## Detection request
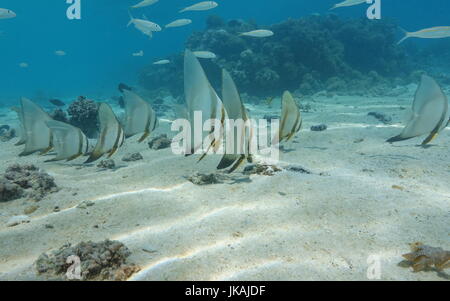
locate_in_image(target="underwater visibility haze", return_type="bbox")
[0,0,449,282]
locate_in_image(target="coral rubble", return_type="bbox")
[402,242,450,272]
[1,164,58,201]
[35,240,140,281]
[0,125,16,142]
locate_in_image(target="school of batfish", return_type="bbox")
[1,1,449,172]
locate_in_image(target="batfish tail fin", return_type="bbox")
[397,28,410,45]
[127,10,134,27]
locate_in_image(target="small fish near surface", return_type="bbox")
[132,50,144,57]
[0,8,16,19]
[398,26,450,45]
[55,50,66,56]
[153,59,171,65]
[239,30,274,38]
[128,12,162,39]
[165,19,192,29]
[330,0,367,10]
[192,51,217,59]
[180,1,218,13]
[131,0,159,9]
[49,99,66,107]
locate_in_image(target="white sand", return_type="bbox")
[0,90,449,281]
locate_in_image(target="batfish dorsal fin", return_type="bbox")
[19,98,53,156]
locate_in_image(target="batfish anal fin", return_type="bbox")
[138,131,150,143]
[217,154,239,170]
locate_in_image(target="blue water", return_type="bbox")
[0,0,448,102]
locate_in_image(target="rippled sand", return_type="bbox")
[0,90,449,281]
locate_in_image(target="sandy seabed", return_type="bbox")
[0,87,449,281]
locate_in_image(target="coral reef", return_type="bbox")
[0,125,16,142]
[139,15,413,98]
[49,108,69,123]
[0,179,23,202]
[35,240,140,281]
[1,164,58,201]
[67,96,99,138]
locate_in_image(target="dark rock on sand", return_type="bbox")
[368,111,392,124]
[97,160,116,169]
[243,164,282,176]
[148,134,172,150]
[35,240,140,281]
[122,153,143,162]
[188,173,223,185]
[310,124,327,132]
